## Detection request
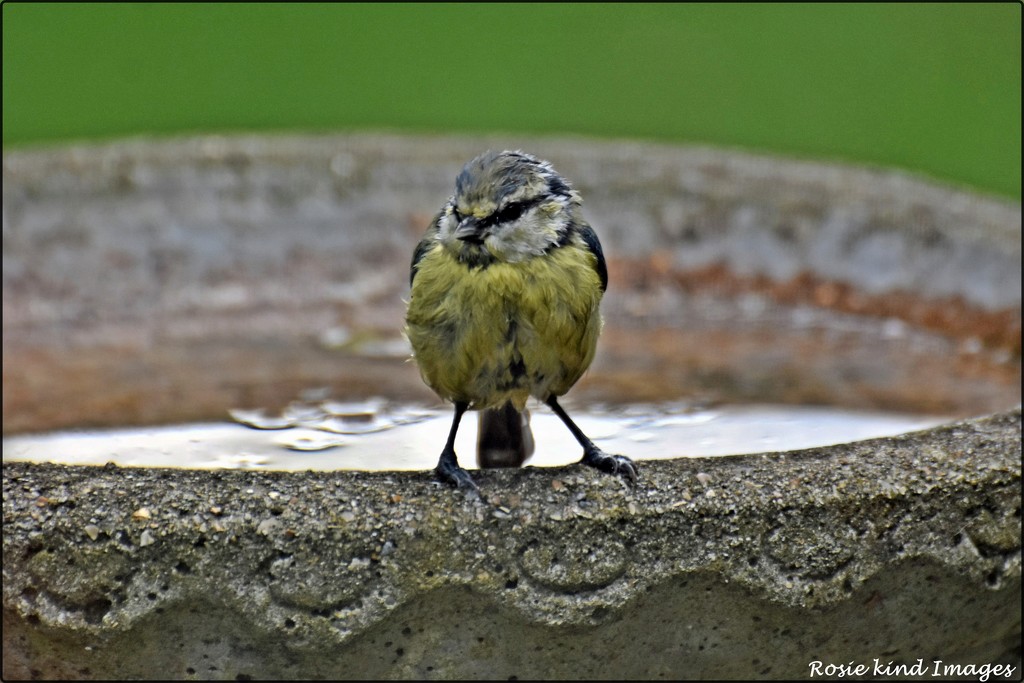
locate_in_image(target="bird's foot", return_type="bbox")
[435,458,481,494]
[581,447,639,484]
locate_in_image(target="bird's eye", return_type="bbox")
[451,206,463,221]
[484,200,532,228]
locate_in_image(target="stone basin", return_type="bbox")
[2,135,1020,679]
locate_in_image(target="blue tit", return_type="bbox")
[405,150,638,491]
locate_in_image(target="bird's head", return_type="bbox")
[438,151,581,263]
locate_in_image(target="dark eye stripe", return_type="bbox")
[492,200,529,224]
[479,196,543,229]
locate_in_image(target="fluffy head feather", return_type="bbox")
[436,150,581,264]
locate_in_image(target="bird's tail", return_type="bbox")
[476,402,535,468]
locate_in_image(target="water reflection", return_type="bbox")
[3,403,949,472]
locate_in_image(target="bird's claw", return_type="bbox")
[435,463,481,495]
[581,447,639,484]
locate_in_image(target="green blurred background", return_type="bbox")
[3,2,1020,198]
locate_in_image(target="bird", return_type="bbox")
[405,150,638,491]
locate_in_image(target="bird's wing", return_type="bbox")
[575,222,608,292]
[410,212,443,286]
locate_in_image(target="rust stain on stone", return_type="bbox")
[609,257,1021,357]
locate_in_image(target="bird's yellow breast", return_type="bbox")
[406,243,603,409]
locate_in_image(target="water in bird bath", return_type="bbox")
[2,400,949,472]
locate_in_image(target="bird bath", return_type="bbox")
[3,135,1020,679]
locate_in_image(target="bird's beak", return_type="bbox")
[454,217,485,243]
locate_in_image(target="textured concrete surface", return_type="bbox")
[3,410,1020,679]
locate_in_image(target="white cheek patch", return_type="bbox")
[437,210,459,244]
[485,208,566,262]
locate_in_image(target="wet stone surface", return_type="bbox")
[3,410,1020,679]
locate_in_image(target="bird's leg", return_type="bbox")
[434,402,479,492]
[546,396,638,483]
